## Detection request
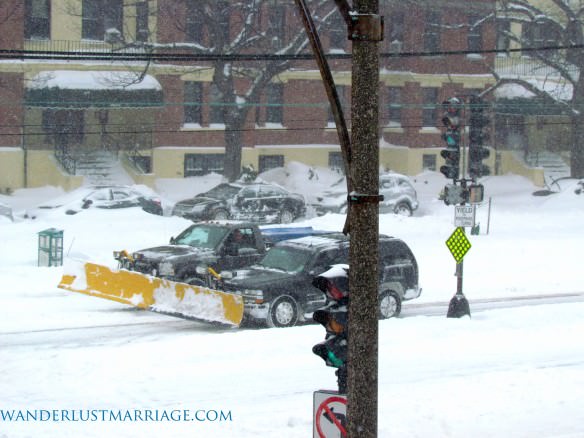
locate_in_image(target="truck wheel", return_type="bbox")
[279,209,295,224]
[267,295,299,328]
[212,208,230,220]
[379,291,401,319]
[394,202,412,216]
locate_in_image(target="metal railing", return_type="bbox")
[495,55,579,79]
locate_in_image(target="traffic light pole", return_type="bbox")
[347,0,381,436]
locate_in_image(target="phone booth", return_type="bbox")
[38,228,64,267]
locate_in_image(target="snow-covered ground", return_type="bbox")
[1,166,584,438]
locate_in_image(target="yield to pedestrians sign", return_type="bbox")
[313,390,347,437]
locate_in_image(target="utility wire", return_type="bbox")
[0,42,581,62]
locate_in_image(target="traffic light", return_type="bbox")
[312,265,349,394]
[440,97,462,180]
[468,95,491,178]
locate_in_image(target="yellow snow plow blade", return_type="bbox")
[58,261,244,326]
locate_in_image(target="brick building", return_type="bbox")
[0,0,511,192]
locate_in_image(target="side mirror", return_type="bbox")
[82,199,93,209]
[225,243,239,256]
[170,237,176,244]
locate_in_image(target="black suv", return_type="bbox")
[171,182,306,224]
[221,233,421,327]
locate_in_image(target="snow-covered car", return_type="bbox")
[172,182,306,224]
[24,185,163,218]
[0,201,13,221]
[312,172,419,216]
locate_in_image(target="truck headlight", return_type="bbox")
[243,289,265,304]
[158,262,175,276]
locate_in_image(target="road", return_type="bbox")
[3,292,584,349]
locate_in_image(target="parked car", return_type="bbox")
[172,182,306,224]
[221,233,422,327]
[312,172,419,216]
[25,185,163,218]
[0,201,13,221]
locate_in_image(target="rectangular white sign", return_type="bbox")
[454,205,474,228]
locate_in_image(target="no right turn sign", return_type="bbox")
[313,390,347,437]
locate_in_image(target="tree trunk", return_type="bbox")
[571,111,584,179]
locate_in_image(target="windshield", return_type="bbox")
[259,246,313,273]
[199,184,241,200]
[174,225,230,249]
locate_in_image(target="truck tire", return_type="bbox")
[267,295,299,328]
[212,208,230,220]
[279,208,295,224]
[379,291,401,319]
[394,202,412,216]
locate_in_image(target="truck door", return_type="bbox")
[221,227,262,270]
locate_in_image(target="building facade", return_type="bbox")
[0,0,538,193]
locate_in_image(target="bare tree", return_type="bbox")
[490,1,584,178]
[141,0,338,181]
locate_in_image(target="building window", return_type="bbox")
[266,83,283,124]
[185,0,204,43]
[468,15,483,53]
[329,12,346,51]
[496,19,510,54]
[132,156,151,173]
[328,85,348,125]
[387,87,402,126]
[25,0,50,39]
[82,0,123,41]
[268,6,286,49]
[184,81,203,125]
[422,88,438,127]
[209,84,224,125]
[523,20,560,52]
[259,155,284,173]
[423,11,441,52]
[184,153,224,176]
[136,1,149,42]
[328,151,344,173]
[422,154,437,171]
[387,11,404,52]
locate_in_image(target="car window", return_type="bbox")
[203,184,241,199]
[86,188,111,201]
[261,186,285,197]
[380,178,395,189]
[259,246,312,272]
[397,179,413,189]
[238,187,258,199]
[311,248,346,274]
[174,225,230,249]
[111,189,131,200]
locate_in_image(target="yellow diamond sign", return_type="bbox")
[445,227,471,263]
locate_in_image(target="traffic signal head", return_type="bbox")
[312,264,349,303]
[440,135,460,180]
[442,97,462,130]
[443,183,468,205]
[468,95,491,179]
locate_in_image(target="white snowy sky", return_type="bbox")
[1,165,584,437]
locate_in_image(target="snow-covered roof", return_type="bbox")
[26,70,162,91]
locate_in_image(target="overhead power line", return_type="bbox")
[0,43,581,62]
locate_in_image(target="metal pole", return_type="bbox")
[347,0,381,436]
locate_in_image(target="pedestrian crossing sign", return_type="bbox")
[446,227,471,263]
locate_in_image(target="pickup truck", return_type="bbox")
[220,233,422,327]
[114,222,325,288]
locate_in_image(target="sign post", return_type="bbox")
[445,227,472,318]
